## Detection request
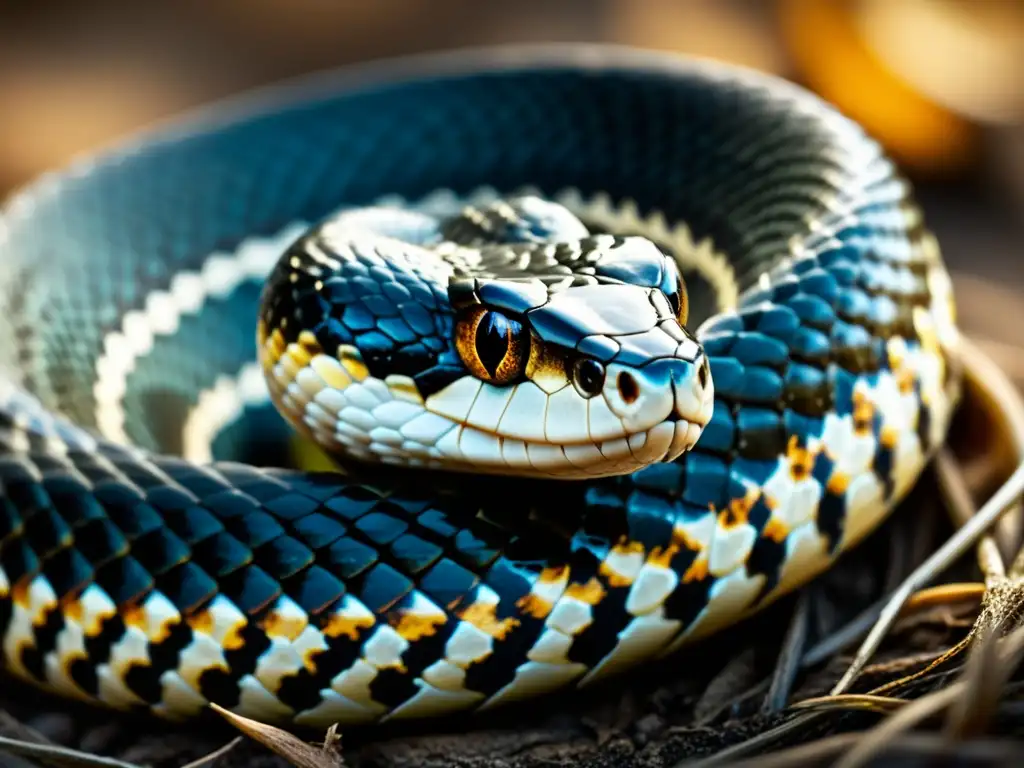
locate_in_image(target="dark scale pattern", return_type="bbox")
[263,233,464,397]
[123,620,194,704]
[0,51,959,725]
[563,537,631,669]
[18,601,64,681]
[198,621,273,710]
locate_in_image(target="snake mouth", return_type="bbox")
[426,412,706,479]
[631,360,712,465]
[659,418,706,464]
[439,416,705,478]
[659,360,713,463]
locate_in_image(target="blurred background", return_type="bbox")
[1,0,1022,358]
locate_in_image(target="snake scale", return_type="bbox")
[0,48,961,727]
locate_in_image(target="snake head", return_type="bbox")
[442,235,714,478]
[260,206,712,480]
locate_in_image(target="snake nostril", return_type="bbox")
[617,371,639,405]
[697,357,709,390]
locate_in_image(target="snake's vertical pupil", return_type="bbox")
[476,310,515,377]
[456,305,528,384]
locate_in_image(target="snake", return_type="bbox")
[0,47,961,728]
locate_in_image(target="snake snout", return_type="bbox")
[602,362,666,429]
[664,355,714,461]
[601,354,714,461]
[671,354,714,427]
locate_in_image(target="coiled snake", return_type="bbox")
[0,48,961,727]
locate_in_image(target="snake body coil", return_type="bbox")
[0,48,960,727]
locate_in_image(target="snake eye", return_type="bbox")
[455,306,530,385]
[668,288,689,326]
[572,358,606,398]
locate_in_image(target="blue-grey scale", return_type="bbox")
[0,48,961,727]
